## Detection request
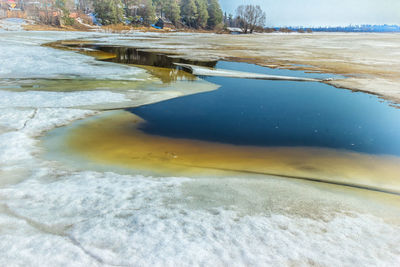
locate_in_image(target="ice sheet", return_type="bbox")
[174,63,325,81]
[0,32,144,80]
[0,18,28,31]
[0,90,127,108]
[1,172,400,266]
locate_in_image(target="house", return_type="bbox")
[0,0,18,10]
[226,27,243,34]
[155,17,174,29]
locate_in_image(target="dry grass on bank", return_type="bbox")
[101,24,216,34]
[21,20,219,33]
[23,22,93,32]
[22,22,174,33]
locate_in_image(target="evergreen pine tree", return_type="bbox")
[207,0,222,29]
[56,0,75,25]
[181,0,197,28]
[195,0,208,28]
[228,13,233,27]
[163,0,181,25]
[152,0,163,17]
[93,0,124,25]
[141,0,156,25]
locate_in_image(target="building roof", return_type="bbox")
[227,27,243,32]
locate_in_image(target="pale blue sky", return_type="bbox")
[220,0,400,27]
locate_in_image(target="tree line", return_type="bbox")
[92,1,267,32]
[13,0,267,33]
[91,0,223,29]
[74,1,267,32]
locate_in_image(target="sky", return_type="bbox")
[220,0,400,27]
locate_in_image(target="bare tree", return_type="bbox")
[236,4,266,34]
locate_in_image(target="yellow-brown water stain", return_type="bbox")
[65,110,400,195]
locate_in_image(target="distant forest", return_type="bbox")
[277,25,400,33]
[93,0,224,29]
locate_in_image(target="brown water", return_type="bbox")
[58,111,400,195]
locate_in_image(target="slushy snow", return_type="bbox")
[0,29,399,266]
[2,172,400,266]
[0,90,127,108]
[0,18,28,31]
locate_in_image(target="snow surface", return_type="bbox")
[0,90,127,108]
[2,172,400,266]
[0,30,399,266]
[0,18,28,31]
[0,31,144,80]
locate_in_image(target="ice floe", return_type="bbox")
[175,63,328,82]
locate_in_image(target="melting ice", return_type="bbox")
[0,28,399,266]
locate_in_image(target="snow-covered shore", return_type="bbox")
[0,24,400,266]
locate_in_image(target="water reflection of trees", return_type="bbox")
[97,46,216,83]
[59,43,215,83]
[102,46,217,68]
[139,66,198,83]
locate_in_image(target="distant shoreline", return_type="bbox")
[21,22,400,34]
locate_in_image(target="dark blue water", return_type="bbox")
[129,62,400,156]
[214,61,341,80]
